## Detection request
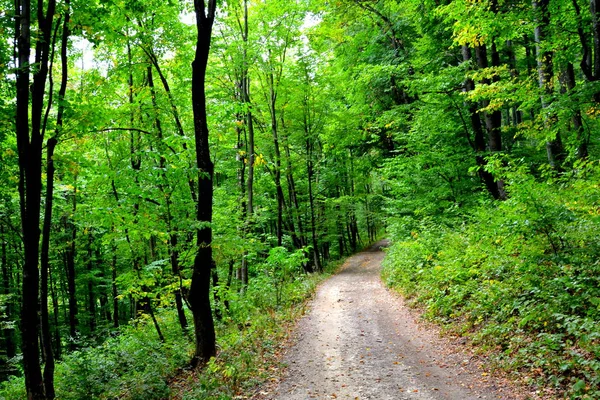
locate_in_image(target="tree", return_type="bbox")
[189,0,217,366]
[14,0,58,397]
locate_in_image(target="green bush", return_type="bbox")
[0,245,333,400]
[383,160,600,398]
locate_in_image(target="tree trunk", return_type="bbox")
[211,265,222,321]
[111,248,119,328]
[284,138,305,248]
[0,226,16,371]
[147,299,165,343]
[306,139,321,272]
[471,45,507,199]
[65,183,78,348]
[171,233,188,331]
[49,268,60,360]
[563,63,588,158]
[241,0,252,287]
[591,0,600,84]
[534,0,566,169]
[15,0,57,396]
[86,236,96,333]
[224,260,234,311]
[269,74,285,247]
[464,44,498,198]
[40,138,56,399]
[189,0,217,366]
[147,65,188,332]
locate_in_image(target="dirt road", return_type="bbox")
[255,241,527,400]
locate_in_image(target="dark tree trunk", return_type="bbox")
[563,63,588,158]
[0,226,16,368]
[15,0,57,396]
[40,4,68,390]
[463,45,496,196]
[49,269,60,360]
[284,139,305,249]
[40,138,56,400]
[147,299,165,343]
[270,76,285,247]
[147,66,188,333]
[86,236,96,333]
[488,42,503,153]
[189,0,217,366]
[306,139,321,272]
[171,233,188,331]
[65,184,78,347]
[335,200,345,257]
[591,0,600,84]
[534,0,566,168]
[111,248,119,328]
[241,0,252,287]
[211,264,222,321]
[470,45,507,199]
[224,260,234,311]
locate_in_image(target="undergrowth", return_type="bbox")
[0,250,343,400]
[382,161,600,399]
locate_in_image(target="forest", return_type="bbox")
[0,0,599,398]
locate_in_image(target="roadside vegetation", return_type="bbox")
[2,0,600,398]
[383,164,600,399]
[0,254,342,399]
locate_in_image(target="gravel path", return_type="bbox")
[254,240,530,400]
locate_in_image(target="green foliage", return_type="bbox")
[262,247,308,306]
[0,257,322,399]
[0,310,191,400]
[383,161,600,398]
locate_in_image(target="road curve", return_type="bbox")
[256,240,521,400]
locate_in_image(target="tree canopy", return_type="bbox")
[1,0,600,398]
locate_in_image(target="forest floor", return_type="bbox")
[251,240,543,400]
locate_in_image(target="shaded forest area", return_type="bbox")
[0,0,599,398]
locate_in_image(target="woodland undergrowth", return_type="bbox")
[382,160,600,399]
[0,254,342,400]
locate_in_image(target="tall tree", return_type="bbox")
[189,0,217,366]
[14,0,58,397]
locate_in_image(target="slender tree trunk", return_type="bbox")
[0,226,16,368]
[40,5,68,390]
[306,139,321,272]
[269,76,285,247]
[241,0,252,287]
[49,269,60,360]
[591,0,600,89]
[189,0,217,366]
[505,40,523,127]
[236,122,246,283]
[563,63,588,158]
[147,299,165,343]
[534,0,566,168]
[111,247,119,328]
[463,45,498,197]
[211,264,222,321]
[284,138,305,248]
[147,66,188,332]
[40,138,56,399]
[86,236,96,333]
[471,45,507,199]
[171,233,188,331]
[65,183,78,348]
[224,260,234,311]
[15,0,57,396]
